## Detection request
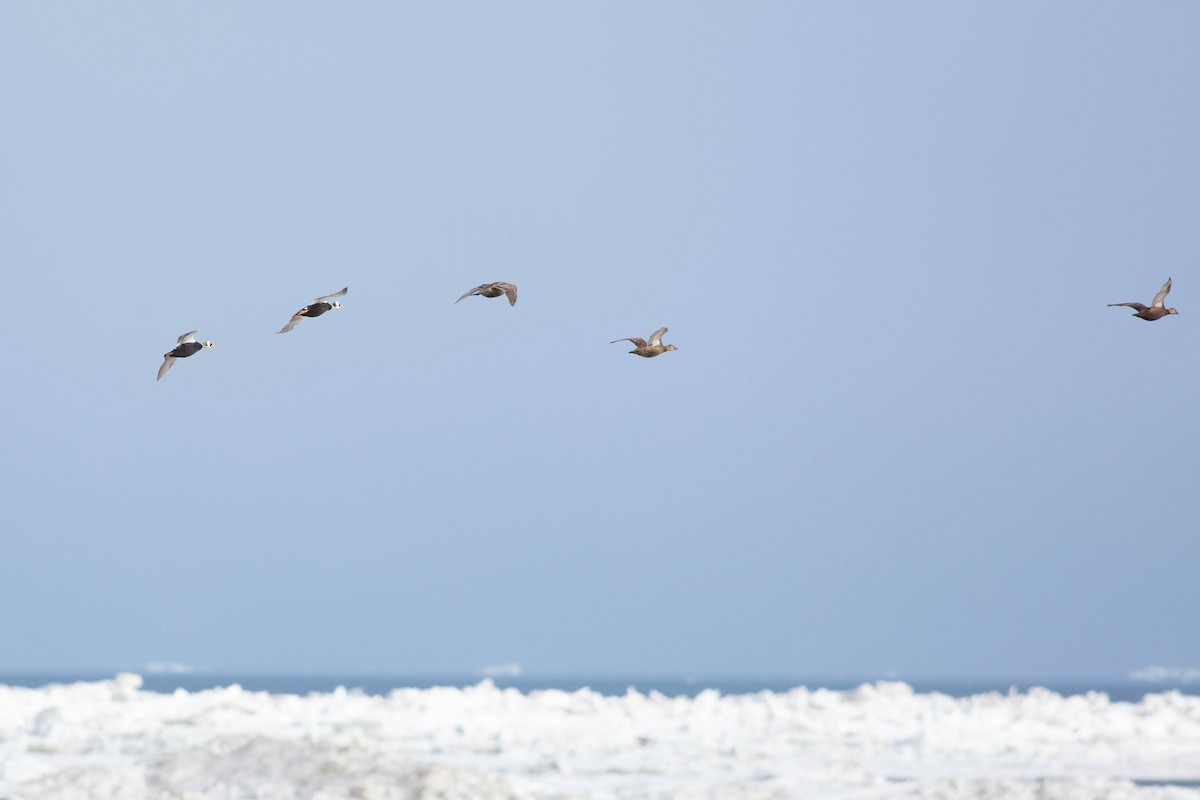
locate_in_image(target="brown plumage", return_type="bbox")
[610,326,678,358]
[456,282,518,306]
[1109,277,1179,321]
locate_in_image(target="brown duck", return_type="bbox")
[1109,278,1179,321]
[611,327,678,358]
[456,282,517,306]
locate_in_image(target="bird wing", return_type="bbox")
[315,287,348,303]
[647,327,668,346]
[1108,302,1149,311]
[1151,277,1172,308]
[499,282,518,305]
[456,284,487,303]
[157,357,175,381]
[277,313,304,334]
[611,337,647,347]
[177,330,198,344]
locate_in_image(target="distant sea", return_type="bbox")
[1,673,1196,703]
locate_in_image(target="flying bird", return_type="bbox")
[610,327,678,358]
[1108,278,1179,321]
[455,282,518,306]
[158,331,215,381]
[277,287,348,333]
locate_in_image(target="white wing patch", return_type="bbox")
[1151,278,1172,308]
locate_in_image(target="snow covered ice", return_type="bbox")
[2,674,1200,799]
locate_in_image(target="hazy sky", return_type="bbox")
[2,2,1198,683]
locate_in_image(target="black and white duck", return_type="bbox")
[158,331,215,381]
[278,287,348,334]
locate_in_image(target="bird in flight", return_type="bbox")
[1108,278,1179,321]
[278,287,348,334]
[455,282,518,306]
[610,327,678,358]
[158,331,215,381]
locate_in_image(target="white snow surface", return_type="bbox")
[2,674,1200,799]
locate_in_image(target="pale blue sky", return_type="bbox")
[1,2,1198,682]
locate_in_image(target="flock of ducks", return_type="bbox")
[157,276,1176,381]
[156,281,681,381]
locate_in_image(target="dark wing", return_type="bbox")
[1108,302,1149,311]
[1151,278,1172,308]
[498,282,518,305]
[315,287,348,303]
[277,313,304,334]
[157,357,175,381]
